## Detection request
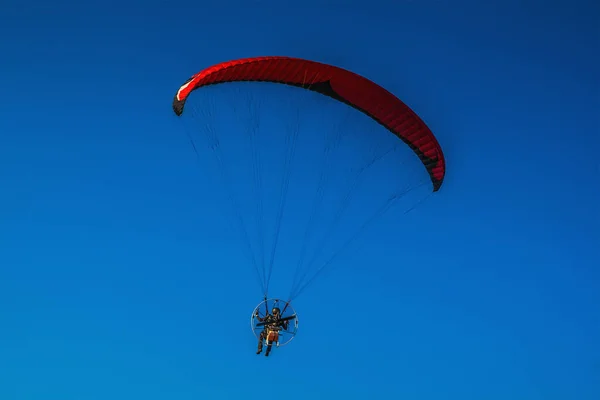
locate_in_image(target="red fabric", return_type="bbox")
[173,56,445,191]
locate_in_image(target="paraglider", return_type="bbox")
[171,56,445,356]
[173,56,445,191]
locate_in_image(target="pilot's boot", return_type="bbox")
[256,342,263,354]
[265,345,271,357]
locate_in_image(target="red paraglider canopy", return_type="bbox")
[172,56,445,191]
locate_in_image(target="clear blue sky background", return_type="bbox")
[1,0,599,399]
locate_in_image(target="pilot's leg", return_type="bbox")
[265,343,272,357]
[257,331,265,354]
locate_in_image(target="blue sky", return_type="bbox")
[1,0,599,399]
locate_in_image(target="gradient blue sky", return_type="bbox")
[1,0,599,399]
